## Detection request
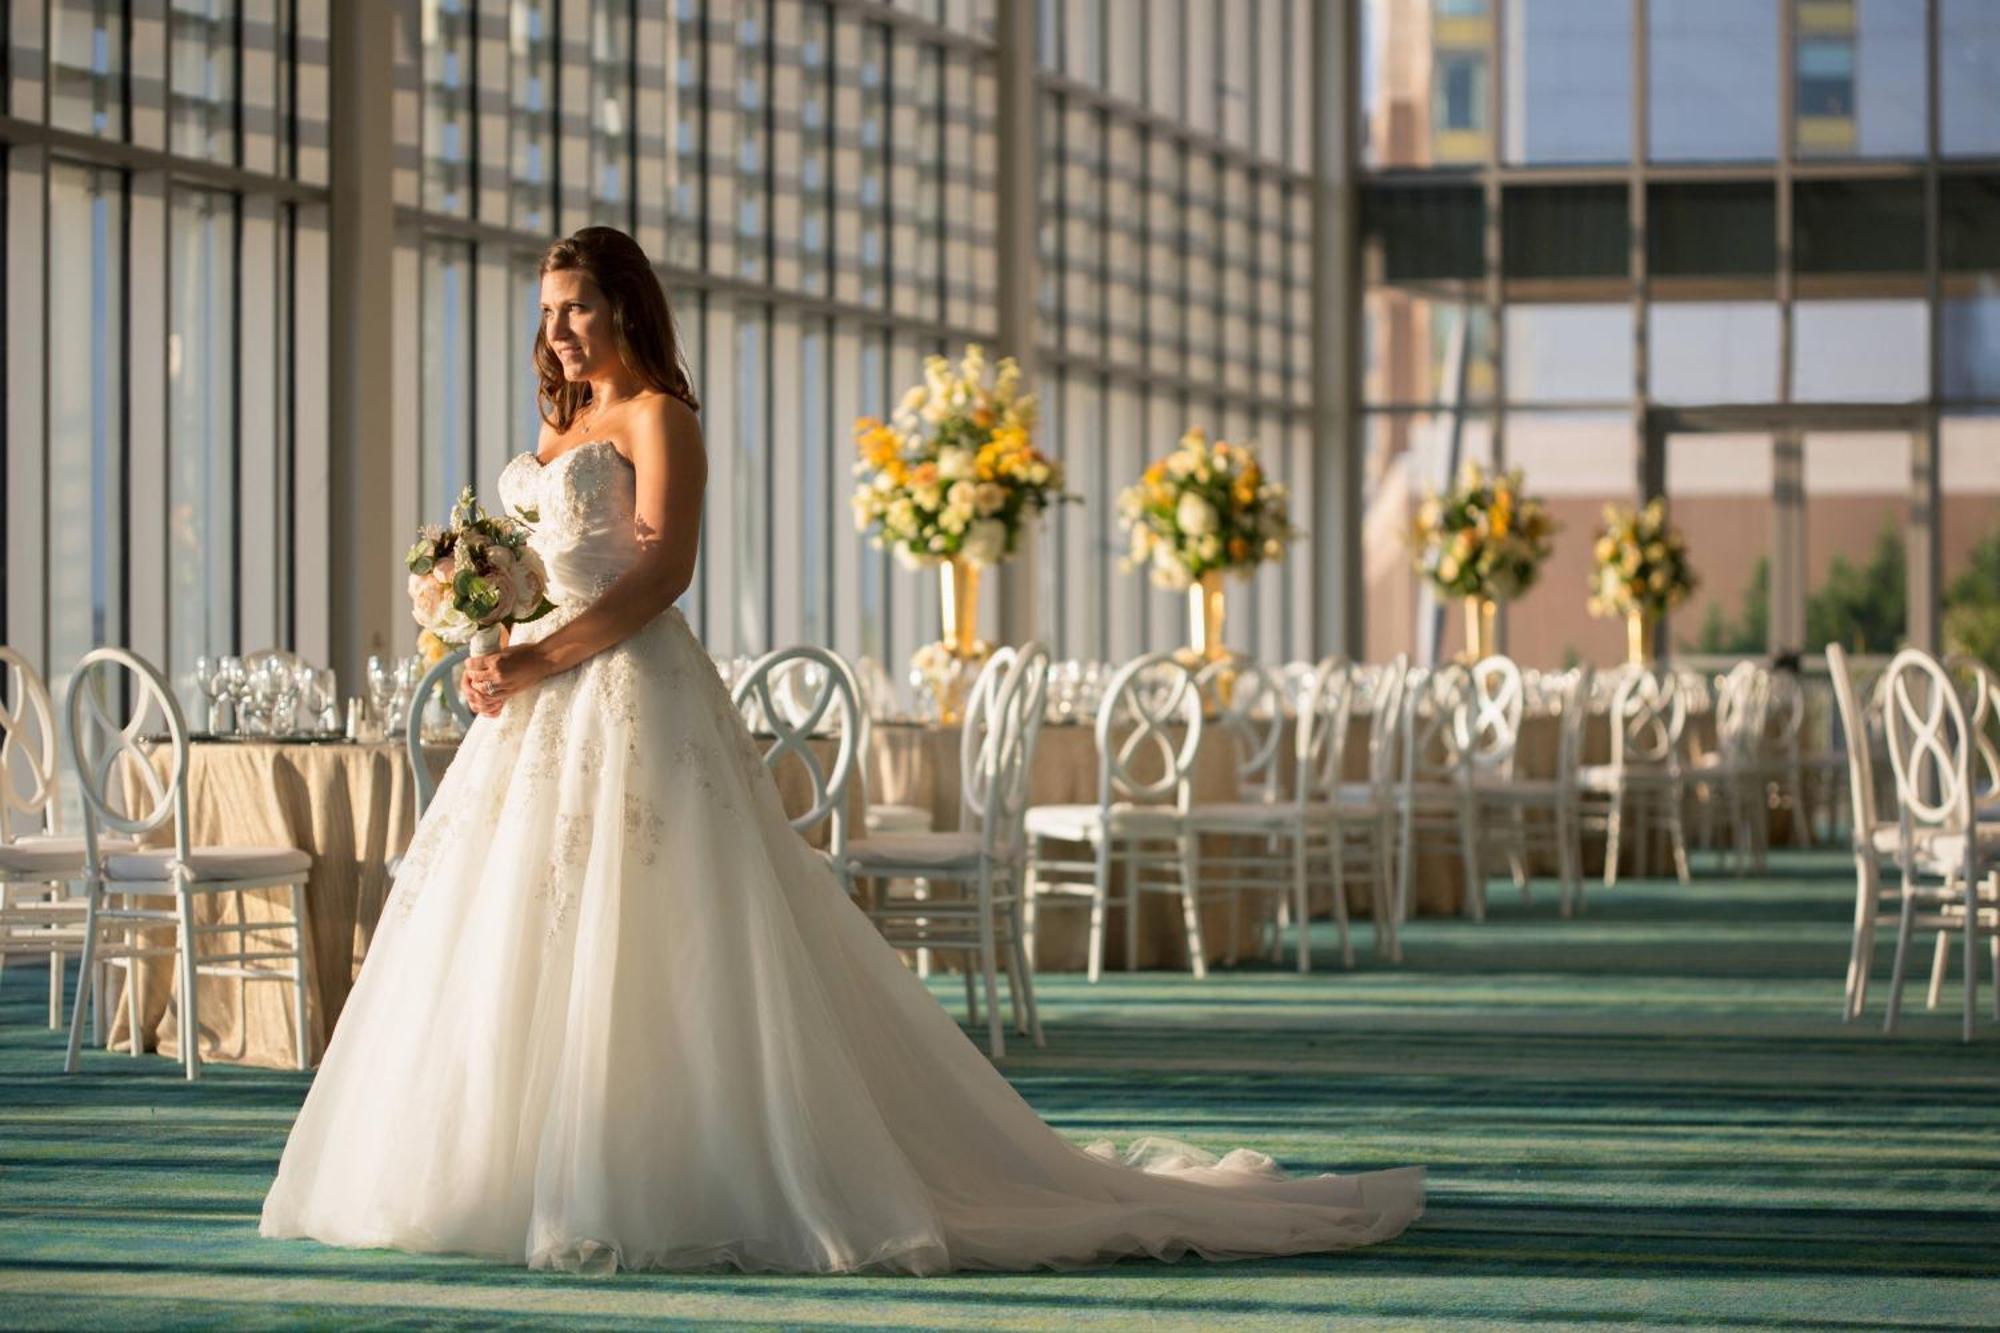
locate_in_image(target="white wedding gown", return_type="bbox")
[260,437,1424,1274]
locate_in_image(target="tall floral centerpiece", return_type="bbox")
[1409,461,1555,661]
[1590,498,1696,664]
[406,485,557,658]
[1117,428,1300,666]
[849,345,1068,722]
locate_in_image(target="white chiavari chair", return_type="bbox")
[1694,661,1770,873]
[1338,655,1408,959]
[1394,663,1487,924]
[1183,661,1334,972]
[1577,665,1693,896]
[1,648,139,1028]
[1829,643,1902,1022]
[1459,656,1531,909]
[1478,663,1594,917]
[1877,649,2000,1042]
[730,646,864,868]
[63,648,315,1079]
[1023,653,1206,981]
[407,648,472,820]
[842,645,1048,1058]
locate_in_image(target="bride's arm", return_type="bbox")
[463,397,705,709]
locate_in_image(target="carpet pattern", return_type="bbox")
[2,850,1996,1330]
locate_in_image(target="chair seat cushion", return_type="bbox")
[1474,777,1565,800]
[844,831,983,870]
[1186,800,1337,829]
[1575,764,1680,792]
[1872,823,2000,869]
[104,846,312,882]
[1025,803,1182,841]
[865,803,935,834]
[0,835,140,876]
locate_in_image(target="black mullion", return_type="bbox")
[764,0,776,281]
[230,190,245,652]
[233,0,246,167]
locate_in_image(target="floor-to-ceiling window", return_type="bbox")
[394,0,1000,678]
[1360,0,2000,666]
[5,1,333,829]
[1036,0,1316,667]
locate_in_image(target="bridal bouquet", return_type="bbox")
[405,485,557,656]
[1589,498,1696,619]
[1409,461,1555,601]
[848,344,1068,569]
[1117,428,1299,591]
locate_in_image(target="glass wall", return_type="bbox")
[1361,0,2000,666]
[7,1,333,830]
[1037,0,1315,666]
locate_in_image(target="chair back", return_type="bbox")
[1879,648,1976,873]
[1826,644,1882,848]
[732,646,863,855]
[408,648,471,818]
[1196,659,1287,804]
[1762,668,1806,759]
[0,647,62,841]
[1947,655,2000,807]
[956,645,1022,833]
[1555,662,1597,784]
[1608,665,1687,773]
[1295,657,1356,805]
[1459,655,1525,781]
[1715,661,1768,761]
[1093,653,1203,810]
[969,642,1050,859]
[1364,654,1409,792]
[63,647,191,871]
[1402,661,1472,788]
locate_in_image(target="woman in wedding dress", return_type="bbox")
[259,226,1424,1275]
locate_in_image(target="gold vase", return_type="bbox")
[1626,607,1657,665]
[932,556,983,724]
[1188,570,1228,663]
[1461,595,1496,662]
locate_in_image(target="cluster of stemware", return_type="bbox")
[193,654,339,736]
[366,654,428,737]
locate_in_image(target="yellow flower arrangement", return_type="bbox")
[1409,461,1555,600]
[848,345,1070,568]
[1589,498,1696,619]
[1116,428,1300,591]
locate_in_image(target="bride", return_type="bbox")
[259,226,1424,1275]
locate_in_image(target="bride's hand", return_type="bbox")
[461,644,553,714]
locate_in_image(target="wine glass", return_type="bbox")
[367,655,396,732]
[194,654,226,732]
[216,655,247,733]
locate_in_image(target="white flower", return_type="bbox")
[1027,462,1050,485]
[938,505,969,535]
[938,448,974,482]
[961,519,1008,566]
[911,483,942,511]
[408,572,448,627]
[973,482,1007,515]
[946,479,977,511]
[1175,492,1218,538]
[1167,453,1194,480]
[894,545,926,570]
[898,385,928,415]
[1197,533,1221,563]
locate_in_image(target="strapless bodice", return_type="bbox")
[496,440,640,617]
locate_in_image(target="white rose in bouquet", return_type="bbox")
[1175,492,1218,538]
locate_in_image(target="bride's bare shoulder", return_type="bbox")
[627,391,705,456]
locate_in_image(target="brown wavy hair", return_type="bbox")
[534,226,699,430]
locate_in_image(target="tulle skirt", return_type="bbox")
[259,606,1423,1273]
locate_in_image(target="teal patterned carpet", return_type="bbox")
[2,850,1996,1330]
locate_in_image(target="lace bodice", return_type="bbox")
[497,440,641,633]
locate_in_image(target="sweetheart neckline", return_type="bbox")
[519,438,625,471]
